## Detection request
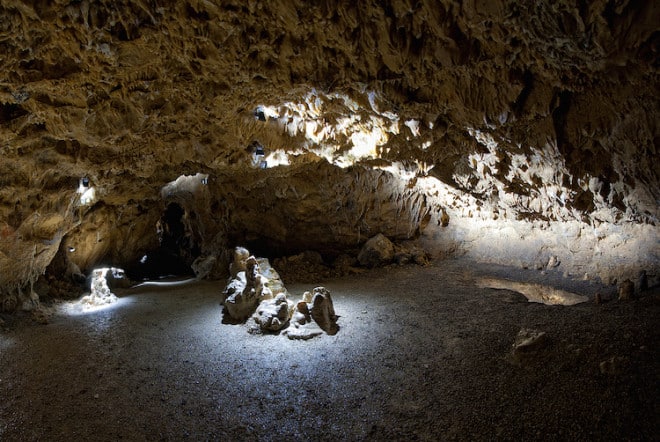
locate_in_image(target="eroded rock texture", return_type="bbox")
[0,1,658,308]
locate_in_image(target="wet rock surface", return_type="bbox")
[1,259,657,441]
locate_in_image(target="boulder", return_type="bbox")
[191,255,225,280]
[358,233,394,268]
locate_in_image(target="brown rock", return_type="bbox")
[358,234,395,268]
[310,287,339,335]
[618,279,635,301]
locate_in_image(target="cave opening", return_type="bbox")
[134,202,200,280]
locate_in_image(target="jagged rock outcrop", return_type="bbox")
[285,287,339,340]
[222,254,284,321]
[221,247,339,337]
[0,1,657,304]
[252,292,293,332]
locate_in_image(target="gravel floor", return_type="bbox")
[1,258,658,441]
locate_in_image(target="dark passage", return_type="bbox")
[134,203,200,279]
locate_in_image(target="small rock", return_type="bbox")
[284,324,324,340]
[599,356,627,375]
[510,328,548,365]
[547,255,560,268]
[32,310,49,325]
[512,328,548,353]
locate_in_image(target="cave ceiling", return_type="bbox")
[0,0,658,302]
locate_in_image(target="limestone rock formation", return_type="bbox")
[80,267,118,307]
[252,292,293,332]
[221,248,289,321]
[310,287,339,335]
[284,288,339,340]
[223,256,264,321]
[221,247,339,337]
[0,1,657,305]
[285,301,325,341]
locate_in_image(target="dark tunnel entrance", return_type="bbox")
[134,203,200,279]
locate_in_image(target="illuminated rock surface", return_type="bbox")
[358,233,395,268]
[252,292,292,332]
[477,277,589,305]
[222,255,283,321]
[80,267,117,307]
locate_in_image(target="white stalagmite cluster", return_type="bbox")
[221,247,339,339]
[80,267,118,307]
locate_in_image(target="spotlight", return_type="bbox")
[254,108,266,121]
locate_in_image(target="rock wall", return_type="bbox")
[0,0,658,307]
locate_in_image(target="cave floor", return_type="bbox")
[1,258,658,441]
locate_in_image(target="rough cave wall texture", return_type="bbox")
[0,0,658,309]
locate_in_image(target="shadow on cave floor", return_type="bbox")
[0,257,658,441]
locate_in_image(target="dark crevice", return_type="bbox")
[133,203,199,279]
[0,103,28,123]
[551,90,573,161]
[512,70,534,117]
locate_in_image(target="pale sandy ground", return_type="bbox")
[1,258,658,441]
